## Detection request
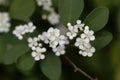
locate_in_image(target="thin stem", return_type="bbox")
[63,56,98,80]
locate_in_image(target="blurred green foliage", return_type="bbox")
[0,0,120,80]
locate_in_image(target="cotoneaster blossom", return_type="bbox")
[79,43,95,57]
[66,23,78,39]
[0,12,10,33]
[67,20,96,57]
[27,20,96,61]
[81,26,95,43]
[36,0,60,25]
[28,37,39,50]
[53,45,66,56]
[47,11,60,25]
[13,22,36,40]
[75,20,85,31]
[31,47,46,61]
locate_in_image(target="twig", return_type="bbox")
[63,56,98,80]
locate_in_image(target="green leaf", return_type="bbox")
[40,53,61,80]
[17,53,35,71]
[91,30,113,50]
[10,0,35,21]
[4,31,26,45]
[0,36,7,63]
[52,0,59,8]
[84,7,109,32]
[4,44,30,65]
[59,0,84,25]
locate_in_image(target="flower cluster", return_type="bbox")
[36,0,60,25]
[28,27,69,61]
[28,37,46,60]
[27,20,96,61]
[66,20,96,57]
[41,27,69,56]
[0,12,11,33]
[13,22,36,40]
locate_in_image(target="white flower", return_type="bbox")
[0,12,10,33]
[81,26,95,43]
[24,22,36,33]
[47,11,60,25]
[36,0,52,11]
[53,45,65,56]
[66,23,78,39]
[40,32,50,44]
[0,12,9,22]
[47,27,60,41]
[31,47,46,61]
[75,20,85,31]
[74,37,87,50]
[36,0,60,25]
[79,43,95,57]
[28,37,39,50]
[36,0,44,6]
[13,22,36,40]
[64,36,69,45]
[13,25,26,40]
[52,35,66,47]
[0,22,10,33]
[49,41,57,48]
[42,0,52,11]
[46,27,69,48]
[49,35,67,48]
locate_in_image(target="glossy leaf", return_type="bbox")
[0,36,7,63]
[91,30,113,50]
[84,7,109,32]
[59,0,84,25]
[10,0,35,21]
[4,44,30,65]
[17,53,35,71]
[40,53,61,80]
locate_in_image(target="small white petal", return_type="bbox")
[90,36,95,41]
[32,47,36,50]
[40,55,45,59]
[79,51,83,54]
[75,42,79,46]
[84,38,89,43]
[82,52,87,57]
[91,47,95,52]
[31,52,37,57]
[34,56,40,61]
[76,20,81,24]
[81,34,86,38]
[55,52,60,56]
[67,23,71,26]
[88,53,93,57]
[79,45,84,49]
